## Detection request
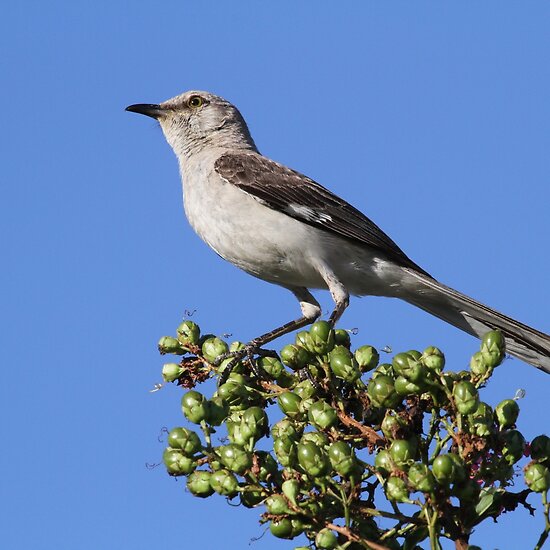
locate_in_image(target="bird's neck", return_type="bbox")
[175,125,258,164]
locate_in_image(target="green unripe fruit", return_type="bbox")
[273,437,297,467]
[295,330,311,348]
[240,489,266,508]
[158,336,185,355]
[216,381,250,408]
[453,381,479,415]
[421,346,445,372]
[394,375,424,396]
[201,336,228,363]
[271,419,302,442]
[334,328,351,348]
[495,399,520,429]
[205,397,229,426]
[301,431,330,448]
[210,469,239,497]
[217,444,252,474]
[316,528,338,549]
[255,451,279,481]
[167,427,201,455]
[381,411,407,440]
[469,402,495,437]
[432,454,456,484]
[306,321,335,354]
[282,479,300,505]
[374,363,394,377]
[367,375,400,408]
[186,470,214,498]
[470,351,490,376]
[258,356,285,379]
[408,463,435,493]
[480,330,506,368]
[328,441,357,477]
[524,463,550,493]
[265,494,291,515]
[392,352,426,382]
[163,448,196,476]
[307,400,338,429]
[280,344,310,370]
[294,379,317,400]
[277,371,296,388]
[531,435,550,462]
[229,340,245,352]
[297,441,330,477]
[278,391,302,418]
[181,390,208,424]
[162,362,183,382]
[176,320,200,346]
[354,345,379,372]
[329,345,361,382]
[375,449,393,475]
[447,453,466,482]
[389,439,415,468]
[270,518,294,539]
[386,476,409,502]
[240,406,269,442]
[501,429,526,465]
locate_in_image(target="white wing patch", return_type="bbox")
[286,203,333,223]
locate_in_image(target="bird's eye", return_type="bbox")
[188,95,204,108]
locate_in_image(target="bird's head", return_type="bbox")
[126,90,257,158]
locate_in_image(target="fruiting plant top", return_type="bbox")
[158,321,550,550]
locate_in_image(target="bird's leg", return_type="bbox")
[216,287,321,384]
[323,271,350,326]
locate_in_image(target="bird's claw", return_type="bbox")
[215,340,276,385]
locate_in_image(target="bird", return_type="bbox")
[126,90,550,374]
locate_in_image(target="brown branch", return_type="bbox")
[326,522,390,550]
[337,410,384,447]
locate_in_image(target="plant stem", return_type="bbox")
[534,491,550,550]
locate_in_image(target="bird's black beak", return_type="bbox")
[125,103,165,119]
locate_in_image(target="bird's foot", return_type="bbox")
[214,340,277,385]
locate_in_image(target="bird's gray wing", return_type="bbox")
[214,152,430,275]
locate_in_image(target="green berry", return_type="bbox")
[386,476,409,502]
[201,336,228,362]
[367,375,400,408]
[453,381,479,415]
[176,320,200,346]
[307,400,338,429]
[163,448,196,476]
[210,469,239,497]
[158,336,185,355]
[186,470,214,497]
[329,346,361,382]
[167,427,201,455]
[525,463,550,493]
[354,345,379,372]
[495,399,520,429]
[277,391,302,418]
[531,435,550,462]
[161,362,183,382]
[181,390,208,424]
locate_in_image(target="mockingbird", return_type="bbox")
[126,90,550,374]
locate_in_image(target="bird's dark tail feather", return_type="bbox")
[402,269,550,374]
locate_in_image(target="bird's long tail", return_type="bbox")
[401,269,550,374]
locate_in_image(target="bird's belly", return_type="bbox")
[183,174,327,288]
[182,167,404,296]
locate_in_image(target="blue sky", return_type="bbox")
[1,2,549,549]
